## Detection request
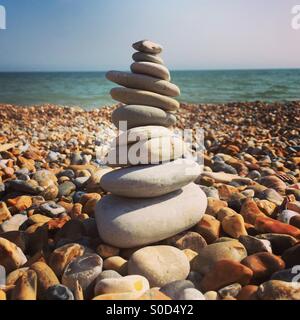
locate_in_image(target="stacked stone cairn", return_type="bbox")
[95,40,207,287]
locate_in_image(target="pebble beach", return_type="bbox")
[1,100,300,300]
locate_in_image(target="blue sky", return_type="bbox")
[0,0,299,71]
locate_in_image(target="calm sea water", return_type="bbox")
[0,69,299,109]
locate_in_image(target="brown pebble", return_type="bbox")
[96,244,120,259]
[194,214,221,244]
[11,270,37,300]
[236,285,258,300]
[241,252,285,283]
[200,259,253,292]
[49,243,85,277]
[103,256,128,276]
[30,262,60,299]
[205,198,228,217]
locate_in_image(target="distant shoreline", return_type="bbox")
[0,69,299,107]
[1,100,300,111]
[0,100,300,112]
[1,68,300,73]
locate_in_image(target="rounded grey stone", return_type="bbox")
[128,245,190,287]
[106,136,188,167]
[112,105,176,129]
[110,87,180,111]
[132,40,162,54]
[113,126,172,146]
[106,71,179,97]
[100,159,201,198]
[62,253,103,298]
[132,52,164,65]
[95,183,207,248]
[130,62,170,81]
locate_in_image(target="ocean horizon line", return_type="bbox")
[1,67,300,73]
[1,69,299,107]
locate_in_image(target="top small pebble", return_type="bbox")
[132,40,163,54]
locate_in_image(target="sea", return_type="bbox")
[0,69,299,109]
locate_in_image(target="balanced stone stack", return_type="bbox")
[95,40,207,249]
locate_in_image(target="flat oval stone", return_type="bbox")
[106,136,188,167]
[100,159,201,198]
[131,62,170,81]
[106,71,179,97]
[113,126,173,146]
[132,40,162,54]
[128,245,190,287]
[110,87,180,111]
[95,183,207,248]
[112,105,176,129]
[132,51,164,64]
